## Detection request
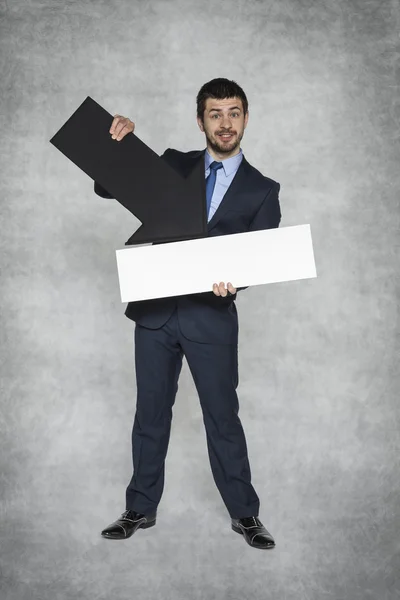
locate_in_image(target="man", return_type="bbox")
[95,78,281,550]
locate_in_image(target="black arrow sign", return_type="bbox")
[49,96,207,245]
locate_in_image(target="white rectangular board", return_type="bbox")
[115,224,317,303]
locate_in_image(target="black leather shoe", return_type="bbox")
[231,516,275,549]
[101,509,157,540]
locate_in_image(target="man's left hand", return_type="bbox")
[212,282,237,297]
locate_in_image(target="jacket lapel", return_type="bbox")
[183,148,252,232]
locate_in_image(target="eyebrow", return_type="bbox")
[208,106,241,113]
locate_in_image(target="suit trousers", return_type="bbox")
[125,305,260,519]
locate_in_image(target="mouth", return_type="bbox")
[218,133,234,142]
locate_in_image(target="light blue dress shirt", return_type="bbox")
[204,148,243,222]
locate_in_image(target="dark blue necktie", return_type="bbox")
[205,161,223,219]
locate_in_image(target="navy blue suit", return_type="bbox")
[94,147,281,519]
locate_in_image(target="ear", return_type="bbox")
[196,116,205,132]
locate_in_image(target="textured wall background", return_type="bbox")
[1,1,399,599]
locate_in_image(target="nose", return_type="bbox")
[220,115,233,128]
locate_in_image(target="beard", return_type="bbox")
[205,128,243,155]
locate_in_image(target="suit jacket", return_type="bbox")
[94,148,281,345]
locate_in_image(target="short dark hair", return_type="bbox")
[196,77,248,122]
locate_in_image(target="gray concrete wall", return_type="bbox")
[0,1,399,598]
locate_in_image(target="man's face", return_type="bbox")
[197,97,249,159]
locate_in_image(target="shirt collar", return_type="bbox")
[205,147,243,177]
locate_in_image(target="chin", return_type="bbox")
[219,143,239,153]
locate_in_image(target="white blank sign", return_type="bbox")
[115,224,317,303]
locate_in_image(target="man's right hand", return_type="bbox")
[109,114,135,141]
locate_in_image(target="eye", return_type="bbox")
[211,112,240,119]
[211,113,240,118]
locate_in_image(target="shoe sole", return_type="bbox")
[231,523,275,549]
